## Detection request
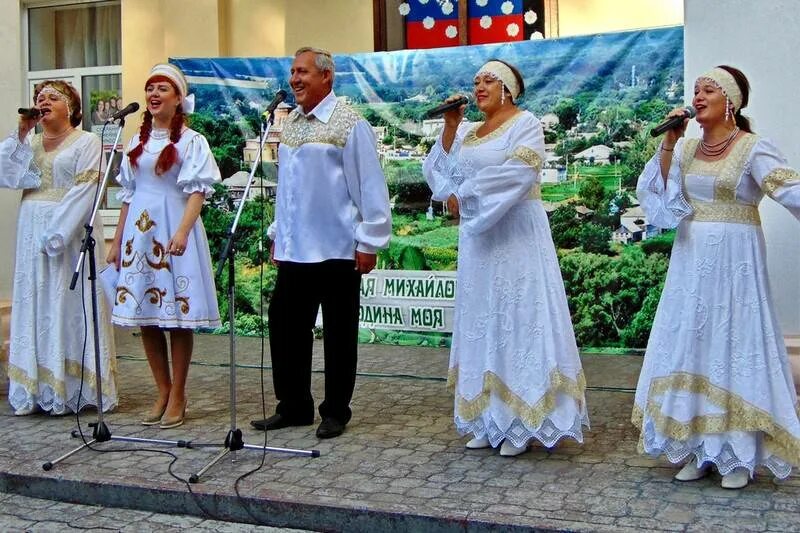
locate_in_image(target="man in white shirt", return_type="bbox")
[251,47,391,439]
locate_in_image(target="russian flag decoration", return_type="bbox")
[468,0,545,45]
[400,0,460,49]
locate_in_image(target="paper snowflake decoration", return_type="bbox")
[423,16,435,29]
[507,22,520,37]
[501,1,514,15]
[445,25,458,38]
[441,1,454,15]
[480,15,492,29]
[524,9,538,25]
[419,0,429,4]
[398,2,410,16]
[476,0,488,6]
[530,31,544,40]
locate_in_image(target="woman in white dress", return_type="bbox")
[633,65,800,489]
[423,60,588,457]
[107,64,221,429]
[0,80,117,415]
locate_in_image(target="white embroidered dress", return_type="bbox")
[423,111,588,448]
[111,128,221,329]
[0,129,117,414]
[634,133,800,478]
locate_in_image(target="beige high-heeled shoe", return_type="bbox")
[159,402,187,429]
[141,402,167,426]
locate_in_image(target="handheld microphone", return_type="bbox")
[106,102,140,122]
[424,96,469,119]
[18,107,41,119]
[263,90,288,117]
[649,106,696,137]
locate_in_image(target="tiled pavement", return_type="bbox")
[0,328,798,532]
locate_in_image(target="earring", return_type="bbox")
[725,96,730,122]
[501,89,506,105]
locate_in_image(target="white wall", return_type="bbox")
[0,2,23,299]
[685,0,800,334]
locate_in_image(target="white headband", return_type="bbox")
[698,67,743,112]
[147,63,196,114]
[475,61,521,101]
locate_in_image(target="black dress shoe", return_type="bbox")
[250,413,313,431]
[316,417,346,439]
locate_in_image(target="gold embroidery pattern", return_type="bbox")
[631,372,800,464]
[21,131,84,202]
[762,168,800,197]
[7,360,117,405]
[74,169,98,185]
[463,112,524,146]
[146,238,171,271]
[688,202,760,225]
[115,283,192,316]
[135,210,156,233]
[681,134,762,225]
[280,102,361,148]
[448,367,586,429]
[511,146,543,172]
[528,183,541,200]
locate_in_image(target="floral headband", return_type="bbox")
[475,61,521,102]
[37,85,75,116]
[698,67,743,112]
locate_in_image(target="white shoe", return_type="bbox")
[674,460,710,481]
[465,436,491,449]
[499,440,528,457]
[14,405,37,416]
[721,468,750,489]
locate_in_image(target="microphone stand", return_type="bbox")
[44,116,193,471]
[189,107,318,484]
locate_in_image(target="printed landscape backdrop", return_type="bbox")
[172,25,684,350]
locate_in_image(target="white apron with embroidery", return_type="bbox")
[423,111,589,448]
[111,128,221,329]
[634,133,800,477]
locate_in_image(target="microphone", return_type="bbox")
[424,96,469,119]
[106,102,140,122]
[18,107,41,119]
[649,106,696,137]
[263,90,288,117]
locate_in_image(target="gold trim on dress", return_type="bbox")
[631,372,800,464]
[528,183,542,200]
[681,134,762,225]
[511,146,543,172]
[74,168,99,185]
[449,366,586,429]
[688,202,760,225]
[7,361,117,406]
[462,112,525,146]
[762,168,800,197]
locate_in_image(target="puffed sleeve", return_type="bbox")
[115,135,139,204]
[41,133,105,256]
[454,113,545,235]
[342,120,392,253]
[176,133,221,198]
[750,137,800,221]
[422,122,473,202]
[635,138,693,229]
[0,129,41,189]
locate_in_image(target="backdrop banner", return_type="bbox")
[173,26,684,349]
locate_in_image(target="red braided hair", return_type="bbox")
[127,75,186,175]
